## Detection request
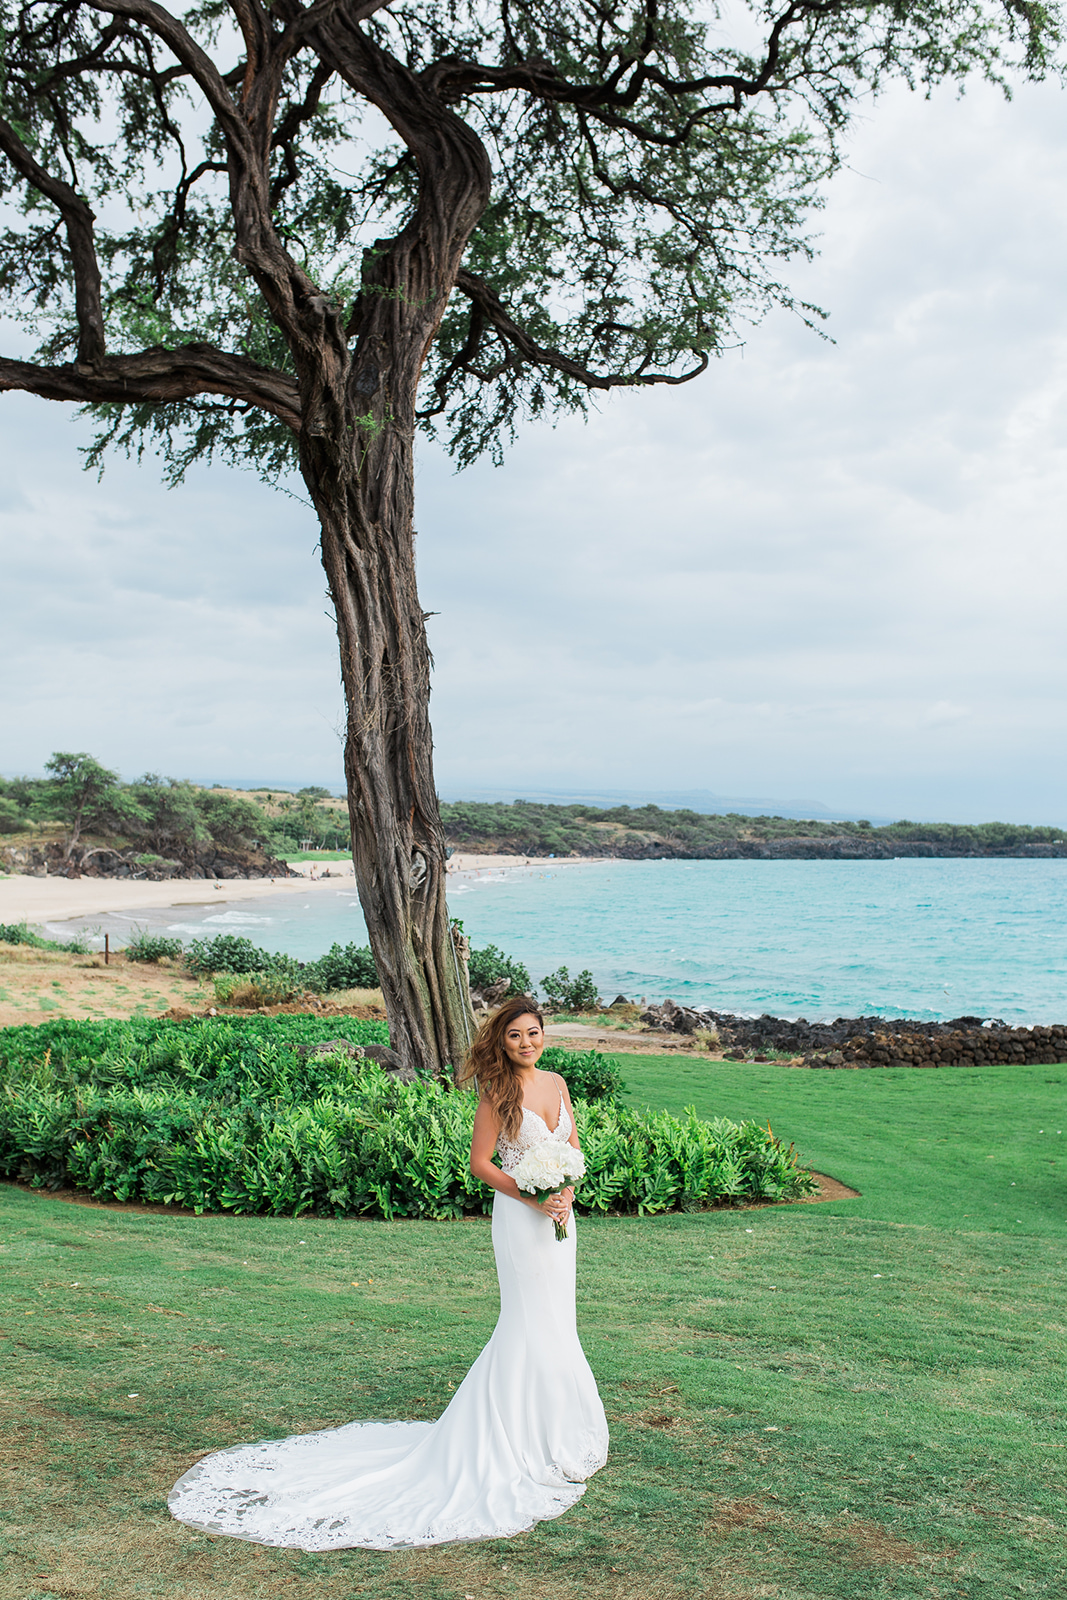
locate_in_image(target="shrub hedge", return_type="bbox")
[0,1017,816,1217]
[539,1046,623,1104]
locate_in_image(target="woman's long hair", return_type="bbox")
[457,994,545,1139]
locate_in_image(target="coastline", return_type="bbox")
[5,854,1061,1030]
[0,868,350,927]
[446,852,604,875]
[0,853,599,929]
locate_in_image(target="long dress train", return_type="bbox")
[167,1098,608,1549]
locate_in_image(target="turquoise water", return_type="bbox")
[56,858,1067,1024]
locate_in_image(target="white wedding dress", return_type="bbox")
[168,1094,609,1549]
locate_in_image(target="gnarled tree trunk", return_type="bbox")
[293,31,491,1074]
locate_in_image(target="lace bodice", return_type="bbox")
[496,1089,573,1176]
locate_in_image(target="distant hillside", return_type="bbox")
[5,758,1066,873]
[439,800,1067,859]
[437,783,883,823]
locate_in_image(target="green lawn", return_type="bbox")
[2,1056,1065,1600]
[620,1056,1067,1238]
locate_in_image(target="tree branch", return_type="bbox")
[0,117,106,367]
[273,0,489,182]
[449,269,709,392]
[83,0,250,151]
[0,345,301,428]
[83,0,340,365]
[420,0,856,146]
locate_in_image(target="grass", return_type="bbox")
[2,1054,1065,1600]
[283,851,352,863]
[0,946,212,1028]
[619,1056,1067,1238]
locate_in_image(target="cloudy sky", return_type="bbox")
[3,70,1067,824]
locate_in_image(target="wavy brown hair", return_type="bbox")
[457,994,546,1139]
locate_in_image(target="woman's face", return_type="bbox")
[502,1013,545,1071]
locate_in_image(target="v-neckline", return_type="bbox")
[522,1088,564,1135]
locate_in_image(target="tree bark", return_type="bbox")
[292,26,492,1076]
[310,432,476,1076]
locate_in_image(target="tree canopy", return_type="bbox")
[1,0,1056,475]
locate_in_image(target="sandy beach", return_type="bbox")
[0,852,598,928]
[446,852,603,874]
[0,867,353,926]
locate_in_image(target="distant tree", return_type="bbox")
[193,788,274,848]
[0,0,1057,1071]
[129,773,211,852]
[43,751,145,858]
[0,796,26,834]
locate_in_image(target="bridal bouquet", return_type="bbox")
[511,1141,586,1240]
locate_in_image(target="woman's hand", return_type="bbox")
[534,1185,574,1226]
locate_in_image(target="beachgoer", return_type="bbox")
[167,996,607,1549]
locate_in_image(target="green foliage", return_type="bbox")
[183,934,377,995]
[440,798,1067,857]
[0,1016,812,1216]
[183,934,297,980]
[466,942,532,997]
[541,966,599,1011]
[7,756,1064,865]
[181,931,532,1001]
[0,0,1053,479]
[0,922,90,954]
[0,1014,389,1084]
[0,754,356,860]
[305,943,379,993]
[212,971,305,1007]
[0,923,49,948]
[189,791,272,850]
[125,775,211,853]
[42,751,146,851]
[0,796,28,833]
[540,1045,623,1104]
[123,929,185,963]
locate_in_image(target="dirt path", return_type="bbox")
[545,1021,802,1062]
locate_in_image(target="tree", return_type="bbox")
[0,0,1056,1071]
[43,751,145,858]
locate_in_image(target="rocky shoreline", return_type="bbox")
[637,998,1067,1068]
[1,841,292,882]
[456,839,1067,860]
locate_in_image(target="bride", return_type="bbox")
[168,995,609,1549]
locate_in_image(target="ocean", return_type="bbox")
[50,857,1067,1025]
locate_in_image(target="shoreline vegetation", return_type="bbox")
[2,925,1065,1069]
[3,757,1067,889]
[440,798,1067,859]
